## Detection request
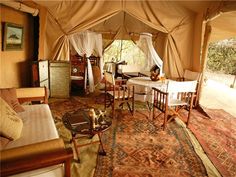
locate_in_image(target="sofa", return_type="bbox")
[0,87,73,177]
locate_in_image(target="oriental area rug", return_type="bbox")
[49,93,236,177]
[180,108,236,177]
[94,110,207,177]
[49,95,209,177]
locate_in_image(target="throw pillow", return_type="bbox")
[0,136,10,150]
[0,97,23,140]
[0,88,25,112]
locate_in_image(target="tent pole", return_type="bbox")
[198,24,212,106]
[230,75,236,88]
[120,40,123,62]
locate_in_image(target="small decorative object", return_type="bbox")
[88,109,96,128]
[150,71,159,81]
[159,73,166,83]
[3,22,24,51]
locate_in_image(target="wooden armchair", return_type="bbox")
[152,80,197,130]
[176,70,202,107]
[104,72,135,118]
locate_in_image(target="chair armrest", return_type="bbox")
[115,79,127,85]
[1,148,73,177]
[138,72,149,77]
[0,139,73,177]
[16,86,48,104]
[122,73,132,80]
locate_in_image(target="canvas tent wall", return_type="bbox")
[23,0,236,78]
[34,1,196,78]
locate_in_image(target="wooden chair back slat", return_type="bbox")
[104,71,135,118]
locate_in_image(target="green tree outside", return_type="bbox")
[206,38,236,75]
[104,40,146,66]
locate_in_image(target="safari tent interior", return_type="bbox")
[1,1,236,177]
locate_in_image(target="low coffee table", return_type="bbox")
[62,108,111,162]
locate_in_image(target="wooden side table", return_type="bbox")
[62,109,111,162]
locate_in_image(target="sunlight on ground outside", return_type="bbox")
[201,37,236,117]
[201,78,236,117]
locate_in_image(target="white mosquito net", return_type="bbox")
[69,30,103,92]
[136,33,163,74]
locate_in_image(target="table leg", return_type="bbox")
[97,132,106,156]
[72,133,80,163]
[146,101,153,120]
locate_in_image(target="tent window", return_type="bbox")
[104,40,146,67]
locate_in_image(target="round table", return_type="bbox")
[127,77,167,103]
[62,108,112,162]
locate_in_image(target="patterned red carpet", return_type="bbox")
[49,95,236,177]
[94,110,207,177]
[180,108,236,177]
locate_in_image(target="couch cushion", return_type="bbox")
[0,88,25,112]
[0,98,23,141]
[5,104,59,149]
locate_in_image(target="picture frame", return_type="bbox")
[3,22,24,51]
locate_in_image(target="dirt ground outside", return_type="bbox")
[200,71,236,117]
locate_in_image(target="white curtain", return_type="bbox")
[137,33,163,74]
[69,30,103,92]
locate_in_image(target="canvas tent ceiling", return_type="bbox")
[27,0,236,78]
[210,11,236,42]
[89,11,160,40]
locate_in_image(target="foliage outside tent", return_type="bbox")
[207,38,236,75]
[104,38,236,76]
[104,40,145,65]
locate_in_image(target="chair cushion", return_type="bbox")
[0,98,23,141]
[0,88,25,112]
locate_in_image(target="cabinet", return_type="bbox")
[32,60,49,88]
[49,61,70,98]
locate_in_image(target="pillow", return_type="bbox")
[0,136,10,150]
[0,97,23,140]
[0,88,25,112]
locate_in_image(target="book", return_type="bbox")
[68,110,91,126]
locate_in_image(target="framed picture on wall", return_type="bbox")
[3,22,24,51]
